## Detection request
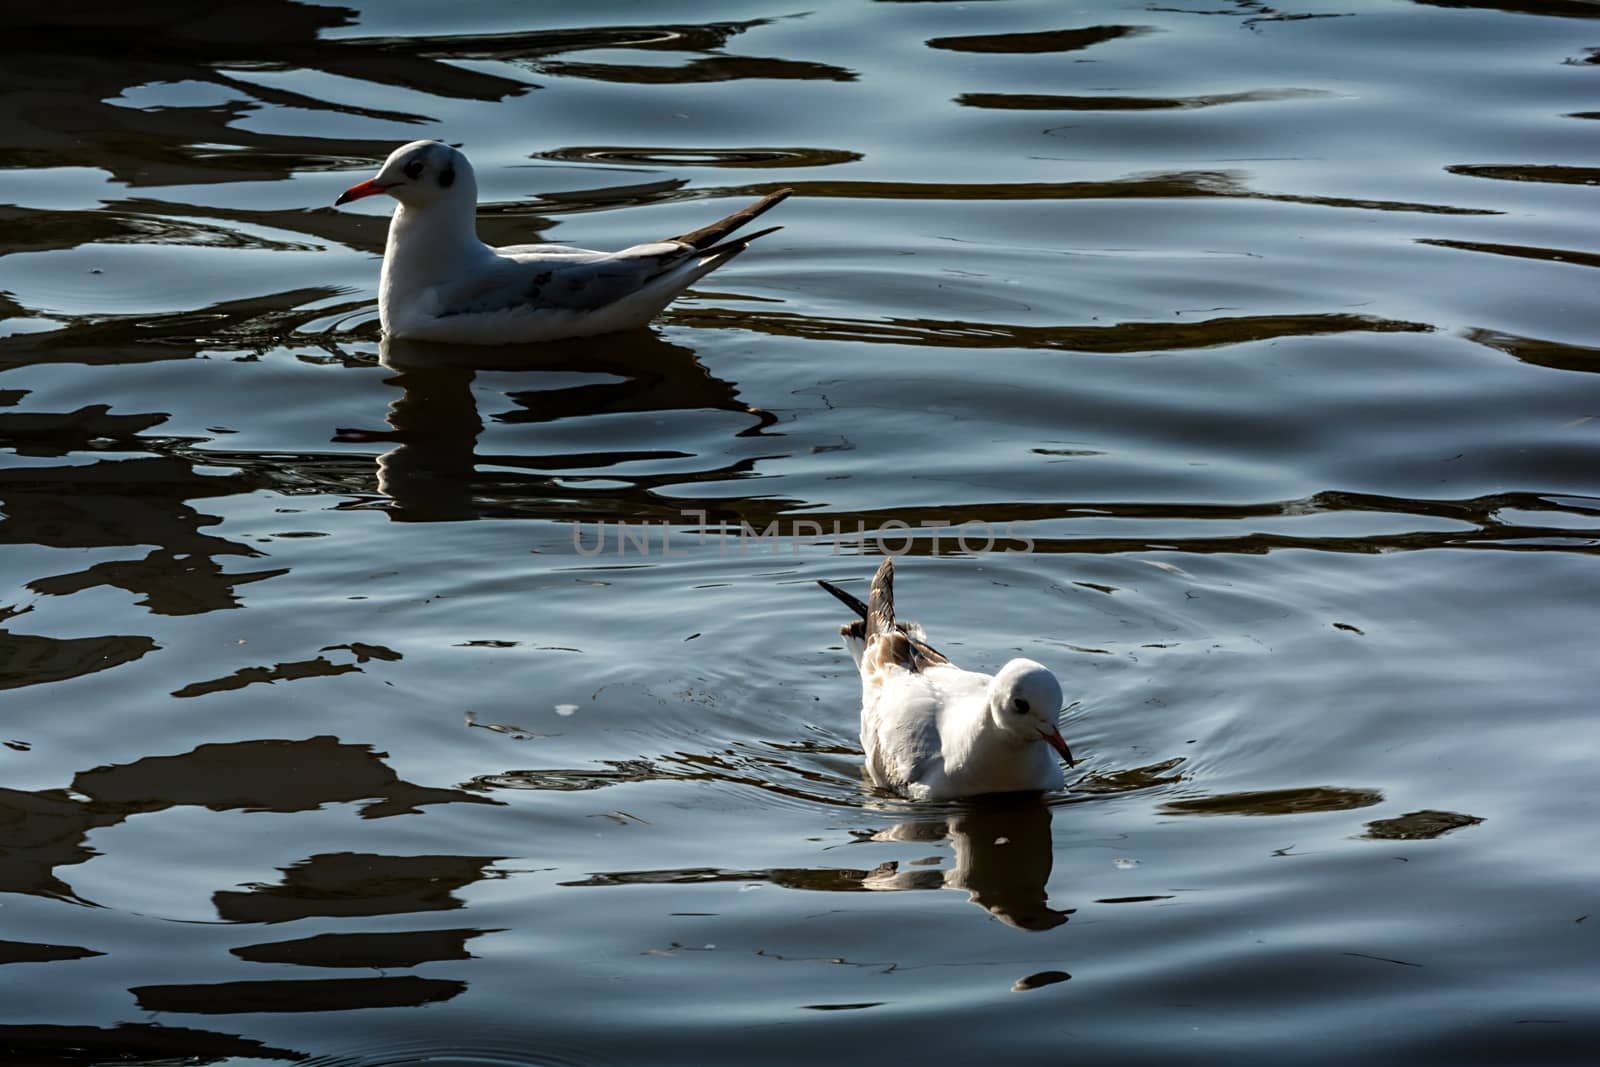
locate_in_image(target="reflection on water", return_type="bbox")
[863,798,1072,931]
[351,334,775,521]
[0,454,274,614]
[538,145,863,169]
[0,940,101,965]
[0,737,497,903]
[926,25,1152,54]
[131,975,467,1015]
[1362,809,1484,840]
[216,852,504,923]
[0,1023,304,1066]
[672,171,1498,213]
[232,928,499,969]
[956,88,1329,112]
[1161,786,1385,817]
[1463,328,1600,375]
[564,796,1071,932]
[0,287,352,371]
[675,306,1433,352]
[0,615,156,690]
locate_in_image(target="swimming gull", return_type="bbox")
[335,140,790,344]
[817,557,1076,801]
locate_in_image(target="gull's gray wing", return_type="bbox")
[431,189,794,319]
[431,244,687,318]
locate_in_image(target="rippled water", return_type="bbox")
[3,0,1599,1063]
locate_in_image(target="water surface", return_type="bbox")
[3,1,1599,1063]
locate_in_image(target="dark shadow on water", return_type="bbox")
[131,975,466,1015]
[0,405,165,457]
[1413,0,1600,18]
[0,453,277,615]
[0,737,498,904]
[169,646,392,699]
[926,25,1152,54]
[0,606,156,690]
[0,1023,305,1065]
[1160,785,1384,816]
[0,939,103,964]
[671,305,1434,353]
[1362,809,1484,840]
[1067,757,1187,797]
[214,852,504,923]
[0,287,352,372]
[1448,164,1600,187]
[1463,328,1600,375]
[1419,239,1600,273]
[538,54,854,85]
[957,88,1328,111]
[231,927,501,969]
[537,145,863,169]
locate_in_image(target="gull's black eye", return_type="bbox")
[403,158,424,180]
[1013,698,1030,714]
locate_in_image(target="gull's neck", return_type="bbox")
[379,196,490,313]
[944,693,1054,792]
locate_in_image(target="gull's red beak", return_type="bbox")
[335,179,393,207]
[1042,725,1075,768]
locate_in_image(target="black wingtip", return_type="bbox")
[817,578,869,620]
[668,188,794,250]
[697,225,784,261]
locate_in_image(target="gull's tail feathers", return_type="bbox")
[866,556,897,641]
[818,559,951,673]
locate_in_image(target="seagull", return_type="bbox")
[334,140,790,345]
[817,557,1076,801]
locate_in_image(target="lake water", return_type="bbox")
[3,0,1599,1063]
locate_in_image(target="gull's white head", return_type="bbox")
[335,140,476,210]
[987,658,1075,766]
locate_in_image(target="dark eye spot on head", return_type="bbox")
[439,164,455,189]
[403,158,424,180]
[1013,698,1030,714]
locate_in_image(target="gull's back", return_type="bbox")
[862,661,990,800]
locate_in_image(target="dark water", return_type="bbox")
[3,0,1598,1063]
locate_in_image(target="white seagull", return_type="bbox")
[818,557,1077,801]
[335,140,790,345]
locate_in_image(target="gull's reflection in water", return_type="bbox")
[866,796,1071,931]
[343,334,775,520]
[550,786,1070,931]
